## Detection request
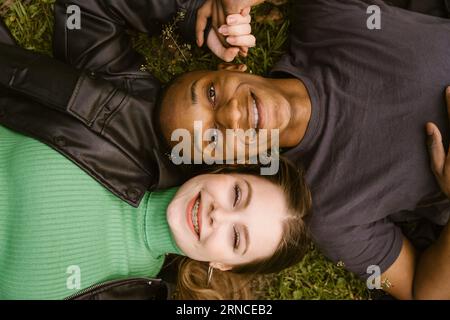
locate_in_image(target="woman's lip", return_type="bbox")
[186,192,201,240]
[197,196,202,239]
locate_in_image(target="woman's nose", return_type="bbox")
[208,207,237,228]
[214,98,242,130]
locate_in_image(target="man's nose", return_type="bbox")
[215,98,242,130]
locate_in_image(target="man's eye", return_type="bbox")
[208,83,216,105]
[210,127,219,146]
[233,225,240,250]
[233,184,241,208]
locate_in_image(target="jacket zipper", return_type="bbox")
[63,277,156,300]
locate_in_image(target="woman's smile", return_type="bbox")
[186,191,202,240]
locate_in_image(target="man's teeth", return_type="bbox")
[252,98,259,130]
[192,197,200,236]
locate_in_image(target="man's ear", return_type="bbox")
[217,63,248,73]
[209,261,233,272]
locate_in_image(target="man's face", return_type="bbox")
[159,69,297,161]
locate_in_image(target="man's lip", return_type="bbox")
[186,192,201,240]
[248,92,259,131]
[254,94,265,129]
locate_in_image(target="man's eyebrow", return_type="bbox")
[191,79,199,105]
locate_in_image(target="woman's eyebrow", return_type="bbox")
[241,179,252,255]
[243,179,252,209]
[242,225,250,255]
[191,79,199,105]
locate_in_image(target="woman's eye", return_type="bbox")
[233,184,241,208]
[208,84,216,105]
[233,225,240,250]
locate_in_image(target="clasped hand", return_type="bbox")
[196,0,264,62]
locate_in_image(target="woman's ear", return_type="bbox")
[209,261,233,272]
[217,63,248,73]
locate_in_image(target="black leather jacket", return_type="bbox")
[0,0,205,300]
[0,0,206,208]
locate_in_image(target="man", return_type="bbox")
[161,0,450,299]
[1,0,450,299]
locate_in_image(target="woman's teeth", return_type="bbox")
[192,197,200,236]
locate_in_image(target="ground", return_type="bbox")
[0,0,374,299]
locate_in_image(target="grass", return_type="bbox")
[0,0,375,300]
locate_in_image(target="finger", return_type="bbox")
[225,0,260,14]
[196,3,211,47]
[239,47,249,57]
[446,86,450,124]
[221,47,241,62]
[212,3,228,48]
[226,35,256,47]
[241,7,251,16]
[219,23,252,36]
[426,122,446,176]
[207,30,239,62]
[226,13,251,26]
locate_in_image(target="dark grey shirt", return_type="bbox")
[273,0,450,278]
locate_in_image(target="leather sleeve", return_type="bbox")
[0,19,16,46]
[0,41,159,176]
[53,0,207,96]
[0,42,166,207]
[68,278,170,300]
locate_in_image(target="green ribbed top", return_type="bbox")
[0,125,183,300]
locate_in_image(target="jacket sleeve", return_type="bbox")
[53,0,206,95]
[0,42,186,206]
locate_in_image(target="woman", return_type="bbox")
[0,124,311,300]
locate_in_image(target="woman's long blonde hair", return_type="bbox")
[171,157,312,299]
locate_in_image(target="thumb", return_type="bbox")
[196,2,212,47]
[221,47,240,62]
[207,30,240,62]
[241,7,251,16]
[446,86,450,123]
[226,0,259,14]
[426,122,446,176]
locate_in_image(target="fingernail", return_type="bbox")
[227,16,236,24]
[226,37,235,44]
[219,26,228,34]
[426,125,434,136]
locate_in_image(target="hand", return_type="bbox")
[196,0,257,61]
[219,0,265,15]
[426,86,450,198]
[206,12,256,62]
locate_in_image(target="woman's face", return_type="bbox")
[167,173,287,271]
